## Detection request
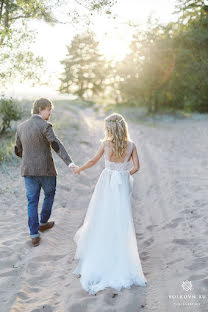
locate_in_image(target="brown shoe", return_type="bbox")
[39,221,55,232]
[32,236,41,247]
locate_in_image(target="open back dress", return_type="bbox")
[73,140,147,295]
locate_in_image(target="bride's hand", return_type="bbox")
[70,165,80,175]
[73,166,81,175]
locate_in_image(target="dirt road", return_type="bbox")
[0,103,207,312]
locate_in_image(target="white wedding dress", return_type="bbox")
[73,141,147,295]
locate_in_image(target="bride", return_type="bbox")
[73,113,147,295]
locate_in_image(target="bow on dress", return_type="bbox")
[110,170,123,189]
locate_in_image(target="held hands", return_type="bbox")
[69,164,81,175]
[73,166,81,175]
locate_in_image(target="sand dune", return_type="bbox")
[0,104,207,312]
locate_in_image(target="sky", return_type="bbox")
[5,0,178,99]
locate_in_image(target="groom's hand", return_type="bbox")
[70,164,80,175]
[68,162,76,172]
[73,166,81,175]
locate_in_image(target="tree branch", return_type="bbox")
[10,14,32,20]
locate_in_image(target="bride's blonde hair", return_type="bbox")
[103,113,130,157]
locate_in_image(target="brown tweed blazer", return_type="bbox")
[14,114,73,176]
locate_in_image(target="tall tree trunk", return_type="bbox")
[154,93,158,113]
[0,0,4,24]
[5,0,9,27]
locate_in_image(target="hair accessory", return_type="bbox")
[110,119,123,123]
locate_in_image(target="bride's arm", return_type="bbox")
[75,142,105,174]
[129,143,140,175]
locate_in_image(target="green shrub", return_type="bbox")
[0,96,24,135]
[0,138,16,164]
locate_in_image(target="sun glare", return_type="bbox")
[3,0,177,97]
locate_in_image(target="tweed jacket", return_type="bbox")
[14,114,73,176]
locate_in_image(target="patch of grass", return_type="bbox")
[103,102,199,126]
[0,99,31,169]
[52,112,80,135]
[103,103,124,114]
[0,136,18,165]
[174,110,192,118]
[103,103,147,120]
[93,106,100,112]
[54,99,95,110]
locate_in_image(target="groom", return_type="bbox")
[14,98,78,247]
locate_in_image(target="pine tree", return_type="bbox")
[59,32,108,99]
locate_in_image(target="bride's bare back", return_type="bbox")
[104,140,133,163]
[76,138,140,176]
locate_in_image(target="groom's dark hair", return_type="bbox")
[32,98,54,114]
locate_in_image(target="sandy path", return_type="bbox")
[133,118,208,312]
[0,104,207,312]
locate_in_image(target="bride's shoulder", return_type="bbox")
[99,139,107,150]
[127,140,135,146]
[127,140,136,152]
[102,139,111,147]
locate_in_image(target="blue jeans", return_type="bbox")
[24,176,56,238]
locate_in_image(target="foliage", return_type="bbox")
[67,0,118,29]
[115,1,208,113]
[73,0,117,12]
[0,96,24,134]
[171,1,208,112]
[60,1,208,113]
[0,0,58,85]
[0,137,16,164]
[174,0,208,23]
[59,32,110,99]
